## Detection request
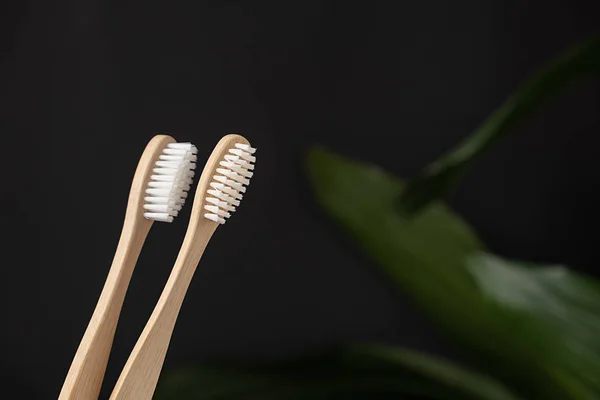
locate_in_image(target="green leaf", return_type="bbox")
[305,147,484,311]
[398,35,600,214]
[349,344,524,400]
[466,253,600,399]
[305,147,591,399]
[154,344,522,400]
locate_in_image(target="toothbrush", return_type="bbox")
[58,135,197,400]
[109,134,256,400]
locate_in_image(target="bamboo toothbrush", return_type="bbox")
[109,134,256,400]
[59,135,197,400]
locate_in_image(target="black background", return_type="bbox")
[1,1,599,398]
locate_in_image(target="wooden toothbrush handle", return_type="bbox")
[109,223,216,400]
[58,220,152,400]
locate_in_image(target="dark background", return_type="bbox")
[1,1,599,398]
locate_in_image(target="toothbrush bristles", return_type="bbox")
[204,141,256,224]
[144,142,197,222]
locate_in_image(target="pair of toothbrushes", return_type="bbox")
[58,134,256,400]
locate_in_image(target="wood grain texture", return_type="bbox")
[109,134,250,400]
[58,135,175,400]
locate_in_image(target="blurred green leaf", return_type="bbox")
[350,344,523,400]
[155,344,522,400]
[466,253,600,399]
[306,147,600,399]
[398,35,600,214]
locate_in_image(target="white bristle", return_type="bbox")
[143,204,170,212]
[155,161,179,168]
[163,148,189,155]
[216,168,250,185]
[144,142,197,222]
[148,181,174,188]
[144,196,184,206]
[167,143,197,153]
[207,197,236,211]
[234,143,257,154]
[204,141,256,224]
[224,154,255,170]
[204,205,231,218]
[229,148,256,163]
[213,175,246,193]
[219,161,253,178]
[160,154,197,162]
[146,188,170,196]
[204,213,225,224]
[151,174,176,182]
[153,167,178,175]
[209,182,243,199]
[144,212,173,223]
[207,189,240,207]
[144,196,172,204]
